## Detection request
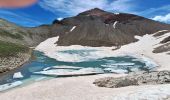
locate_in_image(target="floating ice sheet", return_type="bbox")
[34,68,104,77]
[52,65,82,69]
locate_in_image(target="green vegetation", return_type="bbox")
[0,29,24,40]
[0,41,28,57]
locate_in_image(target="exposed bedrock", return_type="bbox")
[153,42,170,53]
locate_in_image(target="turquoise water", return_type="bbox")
[0,50,150,89]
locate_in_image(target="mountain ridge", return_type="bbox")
[52,8,170,46]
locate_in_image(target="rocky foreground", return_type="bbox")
[94,71,170,88]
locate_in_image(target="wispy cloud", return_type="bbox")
[139,5,170,16]
[0,9,43,27]
[152,13,170,23]
[39,0,137,16]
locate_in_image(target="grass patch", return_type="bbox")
[0,41,29,57]
[0,29,23,40]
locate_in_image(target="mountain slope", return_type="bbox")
[52,8,170,47]
[0,19,49,73]
[0,18,53,47]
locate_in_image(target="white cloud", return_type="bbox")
[39,0,136,16]
[152,13,170,23]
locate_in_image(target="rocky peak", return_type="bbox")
[76,8,145,24]
[78,8,108,16]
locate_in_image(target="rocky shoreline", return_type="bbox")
[0,50,32,74]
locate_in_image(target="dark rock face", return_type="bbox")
[153,30,170,37]
[152,30,170,53]
[93,71,170,88]
[53,8,170,47]
[153,43,170,53]
[160,36,170,44]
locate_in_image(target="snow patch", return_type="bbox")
[57,17,63,21]
[113,21,118,29]
[13,72,23,79]
[70,26,76,32]
[35,36,59,53]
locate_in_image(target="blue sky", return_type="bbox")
[0,0,170,27]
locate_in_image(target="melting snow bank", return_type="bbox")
[0,81,22,92]
[35,36,59,53]
[113,31,170,70]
